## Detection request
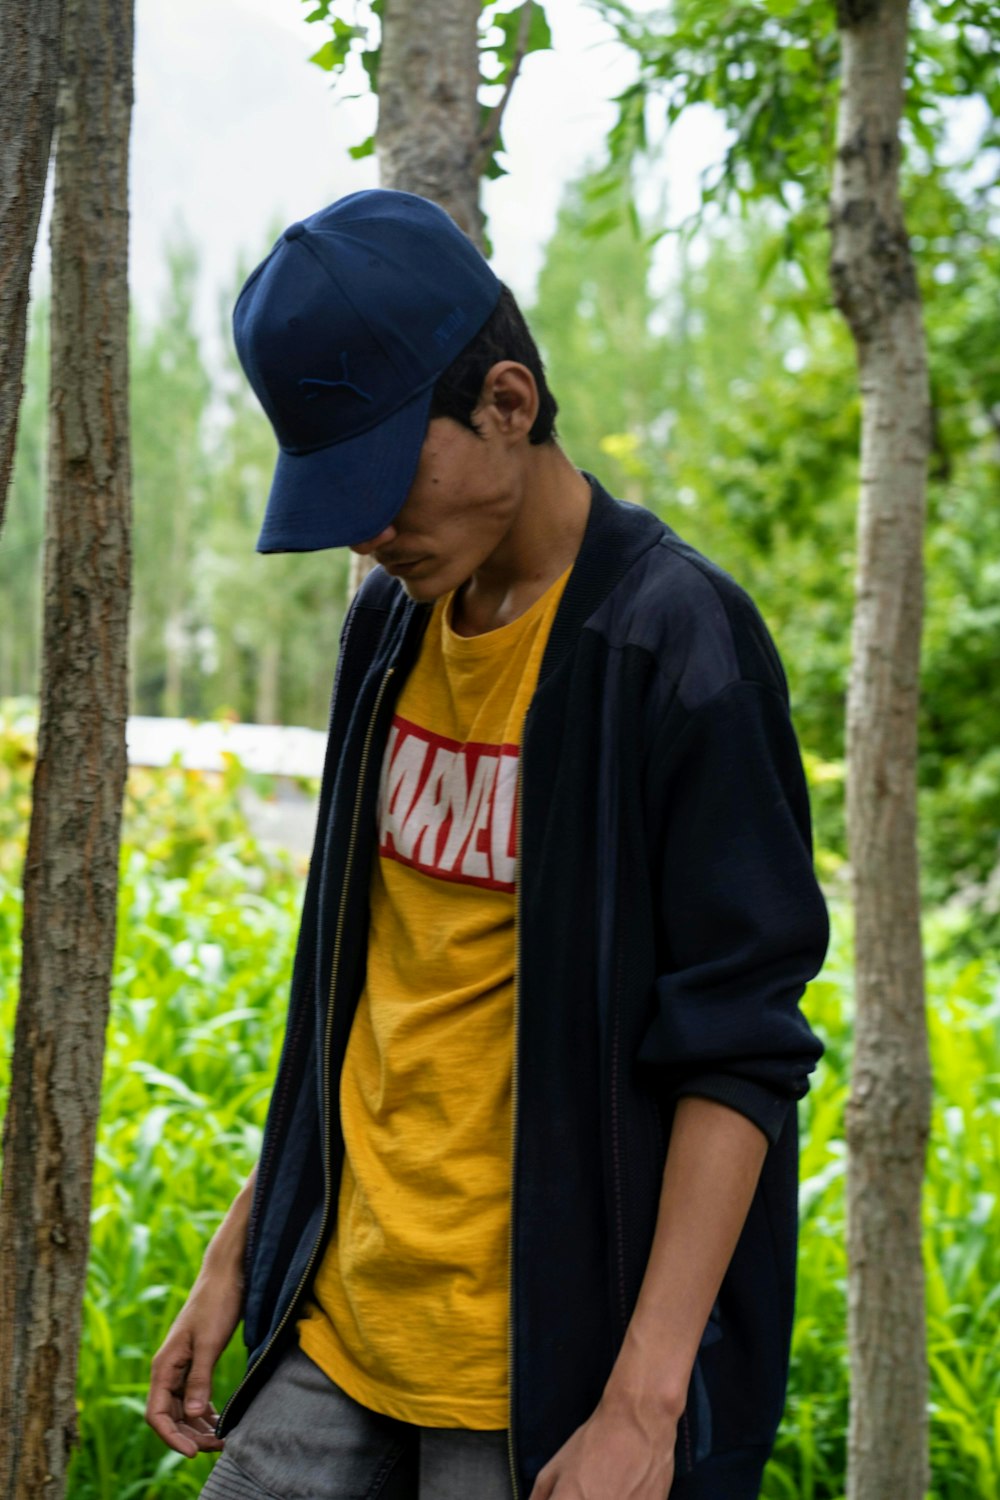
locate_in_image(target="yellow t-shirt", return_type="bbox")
[297,565,571,1428]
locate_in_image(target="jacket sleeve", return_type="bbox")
[638,677,829,1147]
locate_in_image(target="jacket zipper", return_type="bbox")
[238,602,364,1294]
[609,950,630,1337]
[218,664,396,1433]
[506,750,525,1500]
[243,959,314,1284]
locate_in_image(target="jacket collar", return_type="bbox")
[537,473,664,687]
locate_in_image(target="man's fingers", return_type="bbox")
[177,1417,225,1453]
[187,1407,221,1430]
[145,1397,199,1458]
[528,1468,557,1500]
[183,1352,217,1418]
[146,1396,223,1457]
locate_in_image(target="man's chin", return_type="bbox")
[396,572,449,603]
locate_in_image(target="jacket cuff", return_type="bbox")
[669,1073,794,1147]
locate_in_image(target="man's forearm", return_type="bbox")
[202,1164,258,1279]
[603,1095,769,1421]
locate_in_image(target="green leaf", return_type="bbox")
[755,233,785,290]
[525,1,553,54]
[581,207,625,237]
[308,40,339,72]
[909,111,940,155]
[348,135,376,160]
[307,18,364,75]
[360,46,380,90]
[487,2,554,73]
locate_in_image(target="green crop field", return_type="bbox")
[1,711,997,1499]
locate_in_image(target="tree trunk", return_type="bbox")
[348,0,484,601]
[376,0,484,245]
[0,0,65,530]
[164,613,184,718]
[0,0,134,1492]
[829,3,932,1497]
[255,637,281,725]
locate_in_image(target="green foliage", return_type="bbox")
[299,0,554,180]
[490,0,552,61]
[130,241,212,719]
[598,0,840,226]
[762,907,1000,1500]
[530,171,671,499]
[0,735,996,1496]
[0,700,36,862]
[593,0,1000,266]
[0,720,307,1498]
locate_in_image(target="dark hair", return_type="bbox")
[428,283,558,444]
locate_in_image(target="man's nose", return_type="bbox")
[350,523,397,556]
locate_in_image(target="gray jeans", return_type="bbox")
[200,1344,513,1500]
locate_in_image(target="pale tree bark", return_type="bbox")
[349,0,521,598]
[377,0,484,245]
[255,637,281,725]
[0,0,134,1493]
[164,617,184,718]
[829,3,932,1498]
[0,0,65,529]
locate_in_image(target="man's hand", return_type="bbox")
[145,1261,243,1456]
[145,1165,257,1456]
[528,1389,677,1500]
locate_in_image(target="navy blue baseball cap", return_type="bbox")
[233,190,502,553]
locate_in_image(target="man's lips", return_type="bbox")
[380,556,426,574]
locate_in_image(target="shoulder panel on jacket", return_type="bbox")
[584,527,789,713]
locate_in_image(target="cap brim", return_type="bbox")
[255,385,434,553]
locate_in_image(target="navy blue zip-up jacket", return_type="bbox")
[217,477,828,1498]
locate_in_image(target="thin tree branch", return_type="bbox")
[0,0,65,535]
[477,0,533,164]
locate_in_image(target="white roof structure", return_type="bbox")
[125,716,326,779]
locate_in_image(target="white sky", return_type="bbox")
[31,0,727,348]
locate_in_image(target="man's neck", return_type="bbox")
[450,447,591,638]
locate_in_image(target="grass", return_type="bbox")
[0,705,997,1498]
[764,912,1000,1500]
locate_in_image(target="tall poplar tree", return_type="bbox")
[830,6,931,1493]
[0,1,134,1494]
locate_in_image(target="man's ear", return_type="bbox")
[479,361,538,441]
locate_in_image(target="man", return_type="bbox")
[146,189,828,1500]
